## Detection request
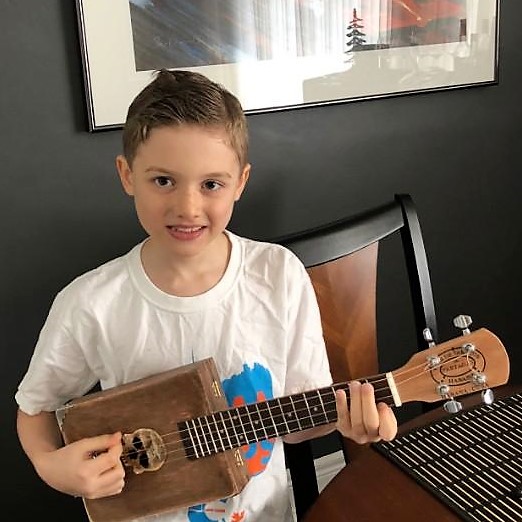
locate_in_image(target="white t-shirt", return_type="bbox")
[16,231,332,522]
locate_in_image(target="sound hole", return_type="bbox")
[121,428,167,474]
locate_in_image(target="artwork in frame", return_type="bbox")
[76,0,499,131]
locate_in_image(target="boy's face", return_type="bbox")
[116,124,250,261]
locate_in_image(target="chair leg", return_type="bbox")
[284,441,319,520]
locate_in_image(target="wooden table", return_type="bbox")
[303,385,520,522]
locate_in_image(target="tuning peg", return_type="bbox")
[423,327,436,347]
[481,388,495,405]
[453,314,473,335]
[443,399,463,414]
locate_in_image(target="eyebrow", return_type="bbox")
[144,167,233,179]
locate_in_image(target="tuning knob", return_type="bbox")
[444,399,463,414]
[453,315,473,335]
[423,327,436,347]
[482,388,495,405]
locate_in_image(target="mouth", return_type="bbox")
[168,226,205,233]
[166,225,206,241]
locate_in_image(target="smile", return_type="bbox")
[169,226,204,233]
[166,226,206,241]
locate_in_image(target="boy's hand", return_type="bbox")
[33,432,125,499]
[335,381,397,444]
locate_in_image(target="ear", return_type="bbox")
[234,163,251,201]
[116,155,135,196]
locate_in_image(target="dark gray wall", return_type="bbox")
[2,2,520,519]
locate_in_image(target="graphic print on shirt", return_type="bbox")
[187,362,274,522]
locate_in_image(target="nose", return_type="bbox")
[173,186,202,219]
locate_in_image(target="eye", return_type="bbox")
[153,176,173,188]
[203,180,222,191]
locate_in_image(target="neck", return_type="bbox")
[140,234,230,296]
[180,373,393,459]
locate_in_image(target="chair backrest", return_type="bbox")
[276,193,438,520]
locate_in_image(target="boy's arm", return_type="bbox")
[17,409,126,499]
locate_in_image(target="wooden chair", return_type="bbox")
[276,193,438,520]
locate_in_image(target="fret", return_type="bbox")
[273,398,291,435]
[288,395,303,431]
[182,420,198,459]
[218,411,234,451]
[209,412,226,452]
[315,389,331,424]
[244,403,264,442]
[279,396,301,434]
[226,409,243,447]
[185,378,389,458]
[189,418,204,458]
[253,402,270,440]
[293,393,314,430]
[255,401,278,438]
[204,414,220,454]
[303,390,330,426]
[197,416,212,456]
[231,406,249,446]
[302,394,315,428]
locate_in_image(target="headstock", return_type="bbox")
[393,319,509,410]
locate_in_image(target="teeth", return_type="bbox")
[172,226,201,232]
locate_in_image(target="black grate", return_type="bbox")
[374,393,522,522]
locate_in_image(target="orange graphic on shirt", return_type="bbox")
[232,391,275,476]
[231,511,245,522]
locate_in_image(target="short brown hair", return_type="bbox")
[122,69,248,168]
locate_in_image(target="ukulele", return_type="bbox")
[59,327,509,522]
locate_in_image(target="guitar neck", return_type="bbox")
[180,373,392,459]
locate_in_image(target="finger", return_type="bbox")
[79,432,122,458]
[90,440,123,473]
[348,381,367,439]
[98,463,126,496]
[334,389,351,432]
[84,471,125,500]
[360,382,380,440]
[377,403,398,441]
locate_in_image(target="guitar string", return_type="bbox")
[117,352,479,468]
[105,351,474,466]
[133,350,470,445]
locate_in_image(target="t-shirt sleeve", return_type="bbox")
[283,254,333,395]
[15,289,97,415]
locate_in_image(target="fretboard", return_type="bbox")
[180,373,392,459]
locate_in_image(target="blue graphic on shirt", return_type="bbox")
[187,363,274,522]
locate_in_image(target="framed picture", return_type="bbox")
[76,0,499,131]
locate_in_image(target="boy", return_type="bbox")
[15,70,397,521]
